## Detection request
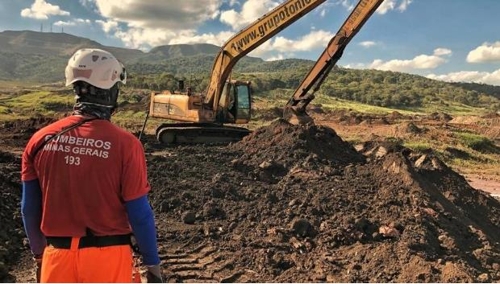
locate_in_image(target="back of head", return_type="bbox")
[65,48,127,119]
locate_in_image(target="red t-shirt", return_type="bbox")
[21,116,150,237]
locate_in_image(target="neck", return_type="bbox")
[73,103,113,120]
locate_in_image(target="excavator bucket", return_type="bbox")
[283,107,315,125]
[284,92,316,125]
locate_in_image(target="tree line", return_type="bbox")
[126,67,500,111]
[1,51,499,111]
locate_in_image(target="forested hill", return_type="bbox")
[0,30,499,111]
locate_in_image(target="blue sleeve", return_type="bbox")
[125,195,160,266]
[21,179,46,257]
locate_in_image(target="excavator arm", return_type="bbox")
[204,0,328,110]
[148,0,329,144]
[284,0,384,122]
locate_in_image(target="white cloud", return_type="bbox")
[79,0,93,8]
[338,0,355,11]
[397,0,413,12]
[427,69,500,86]
[93,0,223,30]
[85,0,411,53]
[369,52,448,72]
[88,0,228,49]
[248,40,273,57]
[433,48,452,56]
[467,41,500,63]
[376,0,412,14]
[112,28,178,50]
[168,31,235,46]
[376,0,396,14]
[21,0,70,20]
[344,63,367,69]
[54,19,91,27]
[95,19,119,33]
[226,0,240,7]
[359,41,377,48]
[244,29,336,60]
[220,0,279,30]
[103,25,233,50]
[270,30,335,52]
[266,54,286,61]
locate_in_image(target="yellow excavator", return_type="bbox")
[146,0,328,144]
[284,0,384,124]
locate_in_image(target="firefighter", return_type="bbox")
[21,48,162,282]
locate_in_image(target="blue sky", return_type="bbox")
[1,0,500,85]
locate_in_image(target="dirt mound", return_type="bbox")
[3,118,500,282]
[144,122,500,282]
[228,119,364,182]
[404,121,426,134]
[0,151,24,282]
[389,111,404,120]
[481,112,499,119]
[428,112,453,122]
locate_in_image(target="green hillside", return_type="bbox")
[0,30,499,113]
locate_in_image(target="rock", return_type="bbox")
[291,218,315,238]
[182,211,196,224]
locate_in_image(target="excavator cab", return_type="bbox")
[218,80,251,124]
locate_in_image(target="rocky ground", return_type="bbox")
[1,115,500,282]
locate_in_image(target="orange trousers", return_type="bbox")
[40,237,134,283]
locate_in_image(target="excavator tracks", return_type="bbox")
[155,123,251,145]
[159,243,257,282]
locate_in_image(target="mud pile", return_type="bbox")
[229,119,364,183]
[143,120,500,282]
[2,118,500,282]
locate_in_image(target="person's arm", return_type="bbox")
[121,136,162,282]
[125,196,162,282]
[21,179,46,257]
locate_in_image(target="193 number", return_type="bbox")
[64,155,81,165]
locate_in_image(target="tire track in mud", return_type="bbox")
[159,243,256,283]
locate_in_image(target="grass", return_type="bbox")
[255,90,424,116]
[403,141,433,152]
[2,91,73,117]
[454,131,499,153]
[417,101,489,116]
[316,96,421,115]
[0,80,39,88]
[0,105,9,114]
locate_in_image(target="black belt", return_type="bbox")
[46,234,131,249]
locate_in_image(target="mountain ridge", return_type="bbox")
[0,30,271,82]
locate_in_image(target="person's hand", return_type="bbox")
[146,265,162,283]
[34,255,43,283]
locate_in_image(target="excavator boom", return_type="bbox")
[205,0,327,110]
[284,0,384,122]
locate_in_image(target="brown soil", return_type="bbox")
[1,115,500,282]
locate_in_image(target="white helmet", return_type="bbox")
[65,48,126,89]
